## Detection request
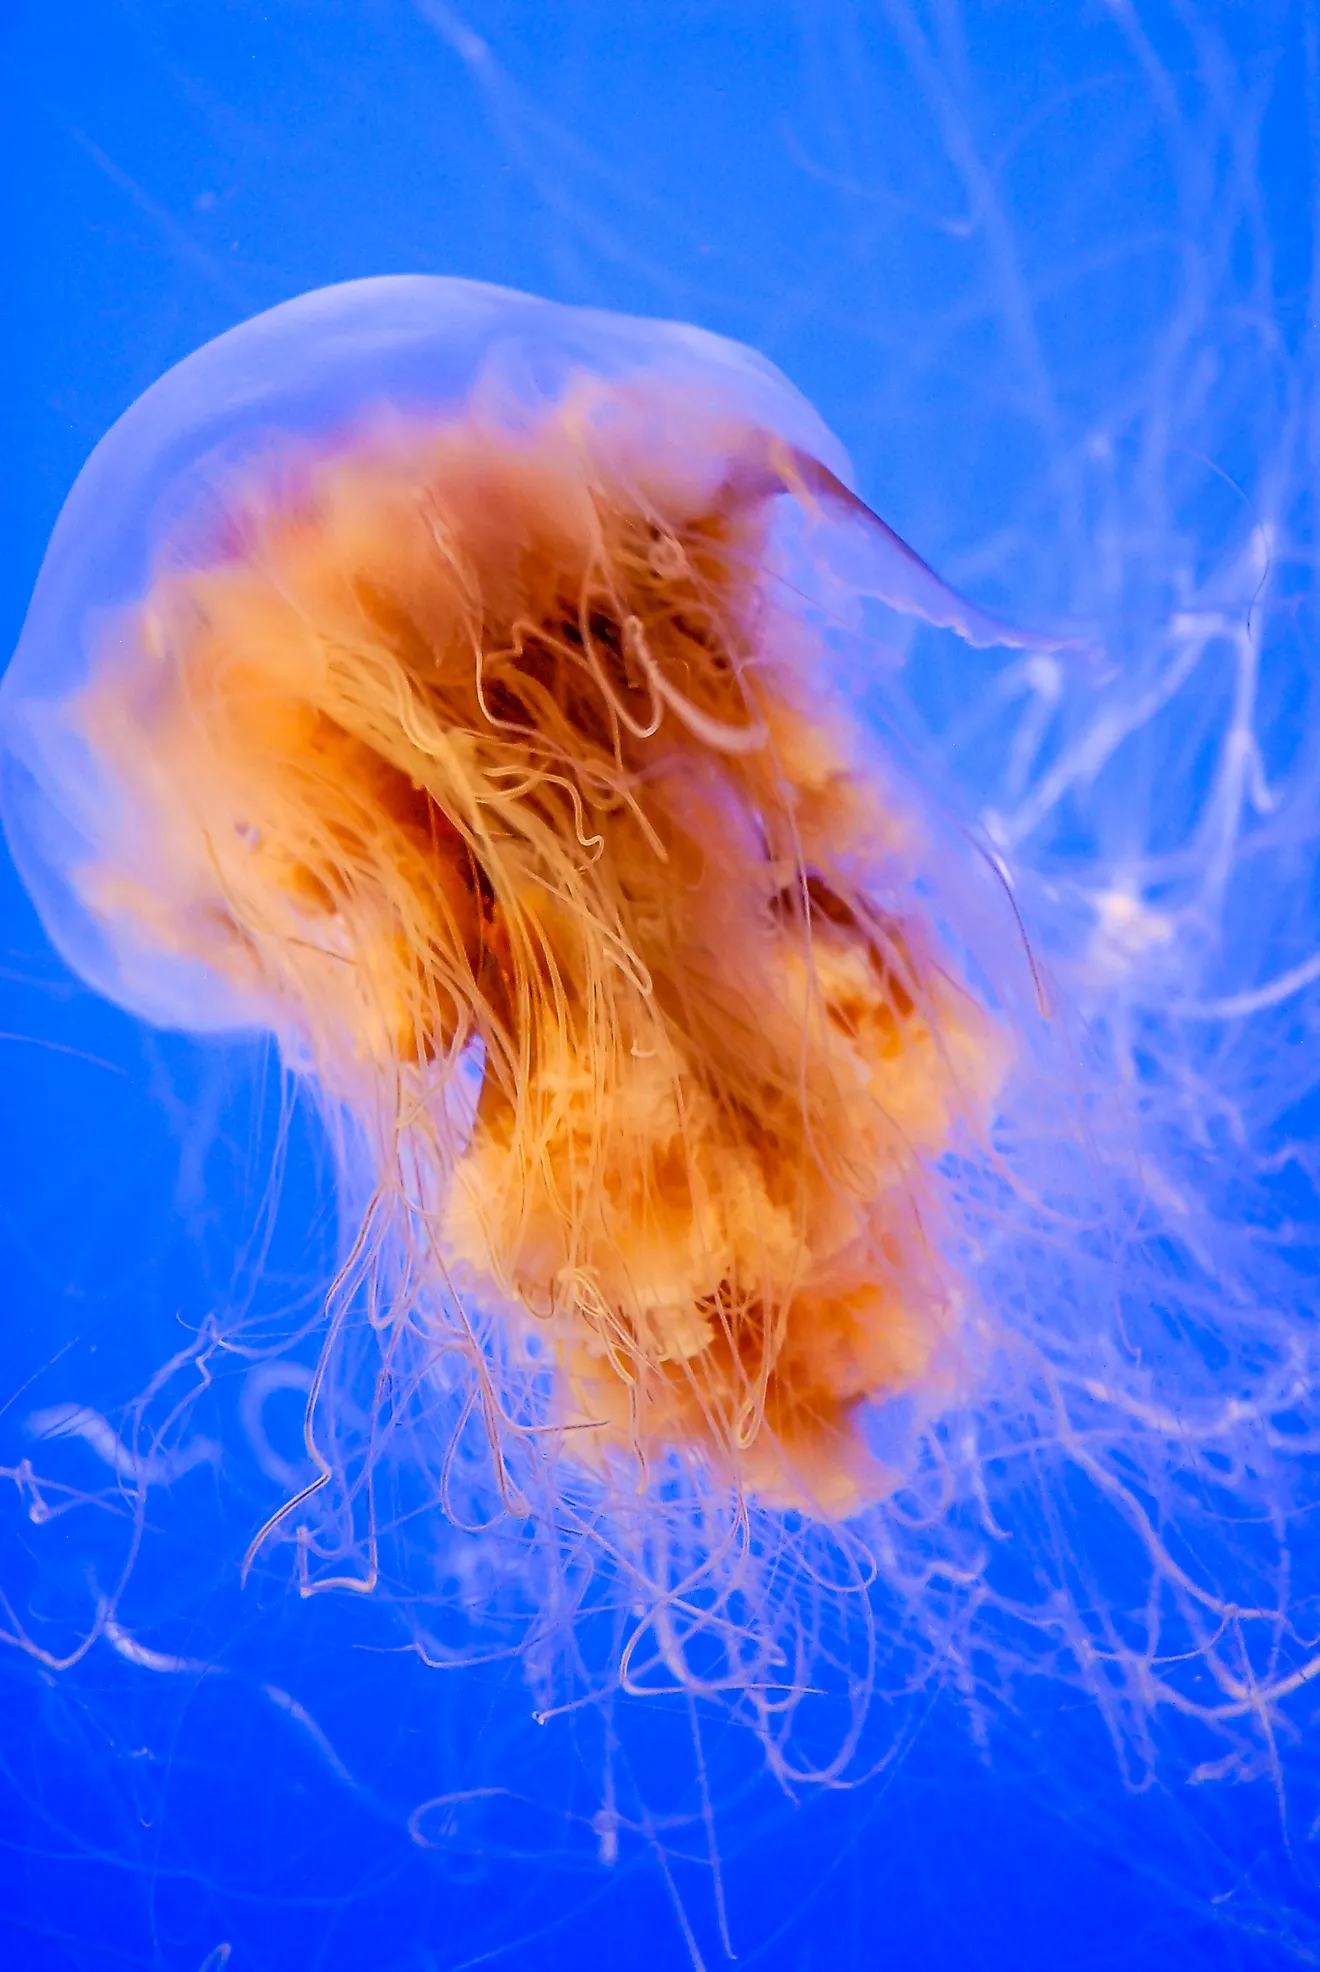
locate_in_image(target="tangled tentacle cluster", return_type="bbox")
[75,386,1003,1517]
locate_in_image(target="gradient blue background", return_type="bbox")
[3,5,1316,1969]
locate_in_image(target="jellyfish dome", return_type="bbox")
[2,275,859,1038]
[1,276,1050,1533]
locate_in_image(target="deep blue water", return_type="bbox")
[4,6,1318,1970]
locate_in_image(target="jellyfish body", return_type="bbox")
[1,277,1038,1523]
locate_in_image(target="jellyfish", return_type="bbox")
[5,277,1319,1954]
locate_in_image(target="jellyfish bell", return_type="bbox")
[1,281,813,1022]
[0,275,1053,1566]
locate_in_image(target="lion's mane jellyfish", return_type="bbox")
[8,277,1320,1889]
[2,278,1043,1548]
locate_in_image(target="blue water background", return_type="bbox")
[3,5,1315,1969]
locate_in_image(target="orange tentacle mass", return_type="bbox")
[75,389,1004,1517]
